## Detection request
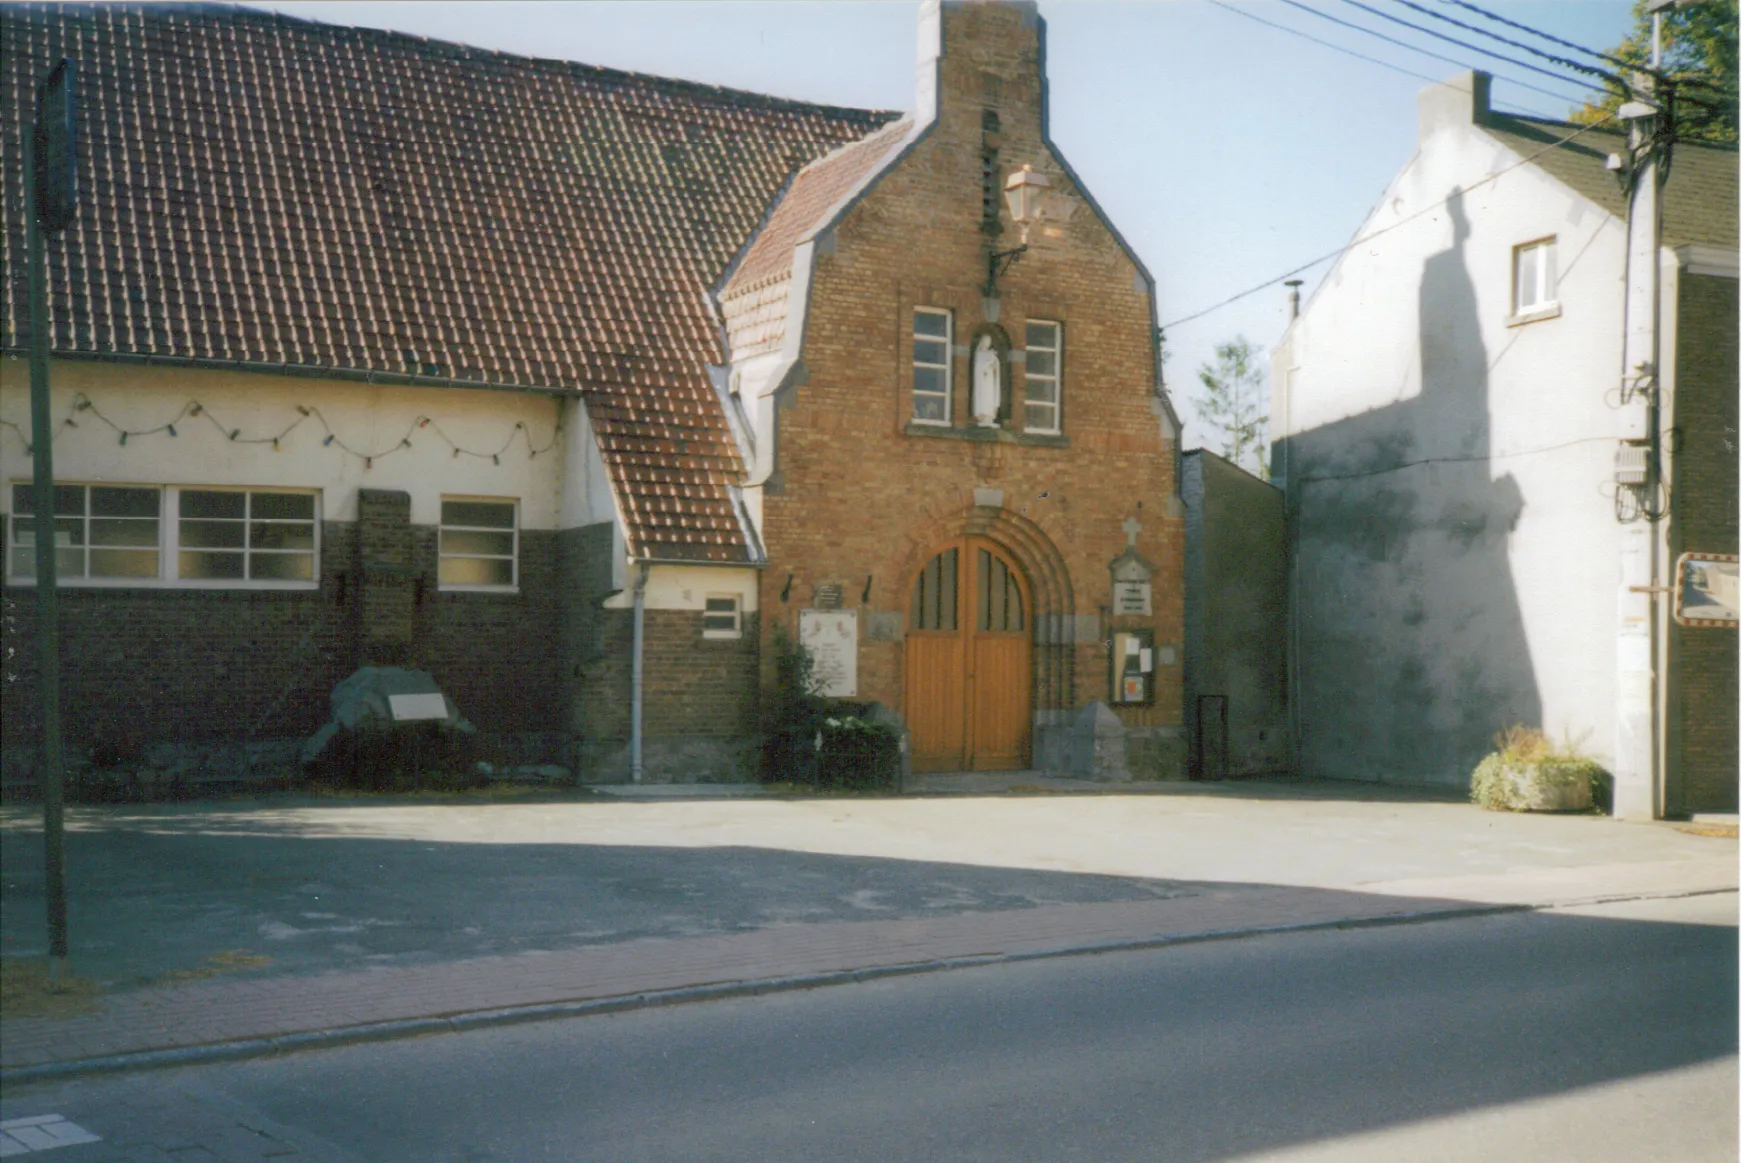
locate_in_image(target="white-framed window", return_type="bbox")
[702,594,742,639]
[1023,320,1062,434]
[7,483,319,587]
[9,483,161,580]
[1513,238,1557,315]
[438,497,517,590]
[178,488,317,582]
[912,307,953,425]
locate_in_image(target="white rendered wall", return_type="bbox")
[600,564,761,613]
[1274,89,1632,781]
[0,358,568,529]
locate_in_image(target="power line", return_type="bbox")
[1439,0,1632,72]
[1206,0,1444,87]
[1160,114,1619,332]
[1336,0,1602,93]
[1272,0,1591,106]
[1209,0,1571,118]
[1385,0,1620,82]
[1296,435,1618,485]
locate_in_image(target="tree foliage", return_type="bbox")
[1194,336,1268,479]
[1571,0,1737,145]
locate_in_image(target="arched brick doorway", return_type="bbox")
[905,537,1033,771]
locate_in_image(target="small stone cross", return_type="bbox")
[1122,515,1141,548]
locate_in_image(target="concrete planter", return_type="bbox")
[1471,756,1599,812]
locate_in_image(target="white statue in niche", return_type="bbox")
[971,335,1001,427]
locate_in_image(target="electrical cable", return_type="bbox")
[1271,0,1592,105]
[1336,0,1609,93]
[1296,434,1619,486]
[1438,0,1633,72]
[1160,114,1618,331]
[1208,0,1571,118]
[1385,0,1619,82]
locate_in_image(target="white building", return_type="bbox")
[1271,73,1737,816]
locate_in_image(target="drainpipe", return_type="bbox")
[630,561,649,783]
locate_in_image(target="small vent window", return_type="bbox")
[703,595,742,639]
[439,498,517,590]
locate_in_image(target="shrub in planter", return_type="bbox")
[816,716,900,791]
[760,629,825,785]
[1470,725,1603,813]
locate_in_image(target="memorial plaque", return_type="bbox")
[1113,580,1151,616]
[799,609,858,697]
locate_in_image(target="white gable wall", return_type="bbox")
[1274,80,1631,784]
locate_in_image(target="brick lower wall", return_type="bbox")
[1,520,568,776]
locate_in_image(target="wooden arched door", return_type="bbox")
[905,538,1032,772]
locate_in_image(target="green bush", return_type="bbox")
[816,715,900,791]
[1470,725,1606,813]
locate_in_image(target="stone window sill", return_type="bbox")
[903,422,1069,449]
[1505,302,1561,327]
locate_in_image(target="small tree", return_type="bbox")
[1571,0,1736,145]
[1194,336,1269,478]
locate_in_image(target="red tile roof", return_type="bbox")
[1,3,897,562]
[721,117,914,358]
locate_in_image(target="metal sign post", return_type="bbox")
[27,57,78,971]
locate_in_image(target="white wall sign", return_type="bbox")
[387,693,449,722]
[799,609,858,697]
[1113,581,1151,616]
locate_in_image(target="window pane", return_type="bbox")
[53,486,85,516]
[1516,246,1540,309]
[703,615,737,632]
[92,518,160,547]
[250,522,315,550]
[1027,350,1056,377]
[1024,376,1058,403]
[705,597,737,613]
[249,553,314,581]
[441,529,514,556]
[914,338,948,366]
[181,519,246,549]
[181,490,246,519]
[914,366,946,394]
[180,550,245,579]
[439,556,513,586]
[1026,322,1057,349]
[91,549,160,578]
[251,492,315,521]
[56,548,84,576]
[913,396,946,423]
[11,484,33,514]
[441,500,515,529]
[1025,403,1058,432]
[914,311,949,338]
[91,487,160,517]
[9,546,33,576]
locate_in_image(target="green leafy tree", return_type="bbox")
[1194,336,1268,479]
[1571,0,1736,145]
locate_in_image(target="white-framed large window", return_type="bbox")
[438,497,518,590]
[1512,238,1557,315]
[1023,320,1062,434]
[7,483,319,587]
[912,307,953,425]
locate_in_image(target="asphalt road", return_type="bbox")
[6,892,1734,1162]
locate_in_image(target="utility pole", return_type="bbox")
[27,58,78,971]
[1611,3,1675,820]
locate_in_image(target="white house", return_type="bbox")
[1271,72,1737,817]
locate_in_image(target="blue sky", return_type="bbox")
[241,1,1635,448]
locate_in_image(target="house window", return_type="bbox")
[1513,239,1557,314]
[702,595,742,639]
[9,483,161,580]
[912,308,953,425]
[8,483,320,586]
[178,489,317,582]
[1024,321,1062,433]
[439,498,517,590]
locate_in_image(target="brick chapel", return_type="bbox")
[0,1,1187,785]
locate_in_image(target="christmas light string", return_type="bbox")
[0,393,559,468]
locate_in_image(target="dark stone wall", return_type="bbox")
[1667,272,1739,814]
[1182,450,1289,779]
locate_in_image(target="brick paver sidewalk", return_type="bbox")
[9,850,1732,1084]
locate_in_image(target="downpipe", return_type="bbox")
[630,562,649,783]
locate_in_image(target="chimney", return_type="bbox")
[1418,70,1490,142]
[1285,279,1303,321]
[917,1,1046,138]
